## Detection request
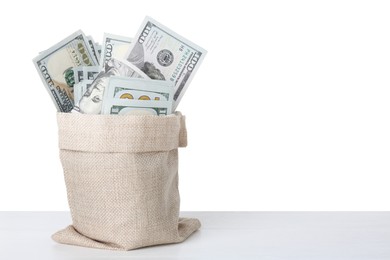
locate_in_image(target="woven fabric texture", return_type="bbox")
[52,112,200,250]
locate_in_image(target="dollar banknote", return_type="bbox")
[100,33,132,69]
[103,76,173,102]
[102,99,172,115]
[33,30,99,112]
[102,77,173,115]
[126,16,207,110]
[73,66,101,84]
[74,58,149,114]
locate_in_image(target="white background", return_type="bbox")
[0,0,389,211]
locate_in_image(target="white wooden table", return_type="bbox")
[0,212,389,259]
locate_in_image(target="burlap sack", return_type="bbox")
[52,112,200,250]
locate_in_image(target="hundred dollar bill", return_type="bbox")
[126,16,207,110]
[33,30,98,112]
[100,33,132,69]
[73,66,101,84]
[103,76,173,103]
[74,58,149,114]
[102,99,172,116]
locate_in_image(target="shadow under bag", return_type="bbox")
[52,112,200,250]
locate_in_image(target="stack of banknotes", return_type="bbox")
[33,17,206,116]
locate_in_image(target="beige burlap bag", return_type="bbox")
[52,112,200,250]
